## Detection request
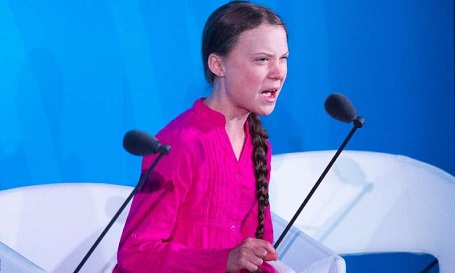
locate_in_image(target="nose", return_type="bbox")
[268,59,287,80]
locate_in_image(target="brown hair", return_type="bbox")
[202,1,287,83]
[248,113,270,239]
[202,1,286,241]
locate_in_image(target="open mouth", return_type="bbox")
[262,89,278,100]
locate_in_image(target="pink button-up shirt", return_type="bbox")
[114,99,274,273]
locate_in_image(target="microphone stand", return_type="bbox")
[274,117,364,249]
[73,148,169,273]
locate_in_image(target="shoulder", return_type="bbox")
[143,104,206,168]
[156,107,202,150]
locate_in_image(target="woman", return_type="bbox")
[114,1,288,272]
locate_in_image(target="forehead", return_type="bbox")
[233,24,288,53]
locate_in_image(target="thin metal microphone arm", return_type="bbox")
[73,149,169,273]
[274,116,364,249]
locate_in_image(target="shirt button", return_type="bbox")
[231,225,237,232]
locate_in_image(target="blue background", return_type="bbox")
[0,1,452,271]
[1,0,453,190]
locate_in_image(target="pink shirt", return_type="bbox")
[114,99,274,273]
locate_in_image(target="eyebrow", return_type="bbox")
[250,51,289,57]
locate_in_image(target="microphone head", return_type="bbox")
[324,93,358,123]
[123,130,161,156]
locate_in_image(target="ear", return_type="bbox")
[207,53,225,78]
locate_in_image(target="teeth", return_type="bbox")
[262,90,277,98]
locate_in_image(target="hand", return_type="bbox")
[226,237,277,272]
[264,252,278,261]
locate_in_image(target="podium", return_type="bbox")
[0,241,46,273]
[272,213,346,273]
[0,182,345,273]
[2,151,452,272]
[0,183,129,273]
[270,150,455,272]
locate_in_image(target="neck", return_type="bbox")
[225,119,247,161]
[204,91,250,124]
[204,93,249,160]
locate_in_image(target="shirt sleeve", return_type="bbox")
[115,141,230,273]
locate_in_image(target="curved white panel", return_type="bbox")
[0,183,131,273]
[270,150,455,272]
[0,150,453,272]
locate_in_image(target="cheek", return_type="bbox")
[227,62,265,90]
[240,67,265,85]
[281,62,288,76]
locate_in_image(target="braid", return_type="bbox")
[248,113,270,240]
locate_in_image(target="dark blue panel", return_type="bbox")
[342,252,439,273]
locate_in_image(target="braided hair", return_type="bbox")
[248,113,270,239]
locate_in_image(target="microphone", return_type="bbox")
[123,130,171,156]
[273,93,364,249]
[74,130,170,273]
[324,93,357,123]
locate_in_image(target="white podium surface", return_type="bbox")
[270,150,455,272]
[0,182,344,273]
[272,213,345,273]
[0,150,453,272]
[0,183,131,273]
[0,241,47,273]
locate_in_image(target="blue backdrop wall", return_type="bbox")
[1,0,454,191]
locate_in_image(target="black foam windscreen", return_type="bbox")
[324,93,357,123]
[123,130,161,156]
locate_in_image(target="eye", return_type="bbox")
[256,56,270,62]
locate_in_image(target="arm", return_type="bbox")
[116,145,230,273]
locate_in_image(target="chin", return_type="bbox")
[256,105,276,116]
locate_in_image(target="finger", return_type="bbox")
[251,247,268,259]
[251,239,276,253]
[248,264,259,272]
[246,258,262,272]
[247,251,264,267]
[264,252,278,261]
[261,241,276,254]
[236,247,263,271]
[251,240,277,262]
